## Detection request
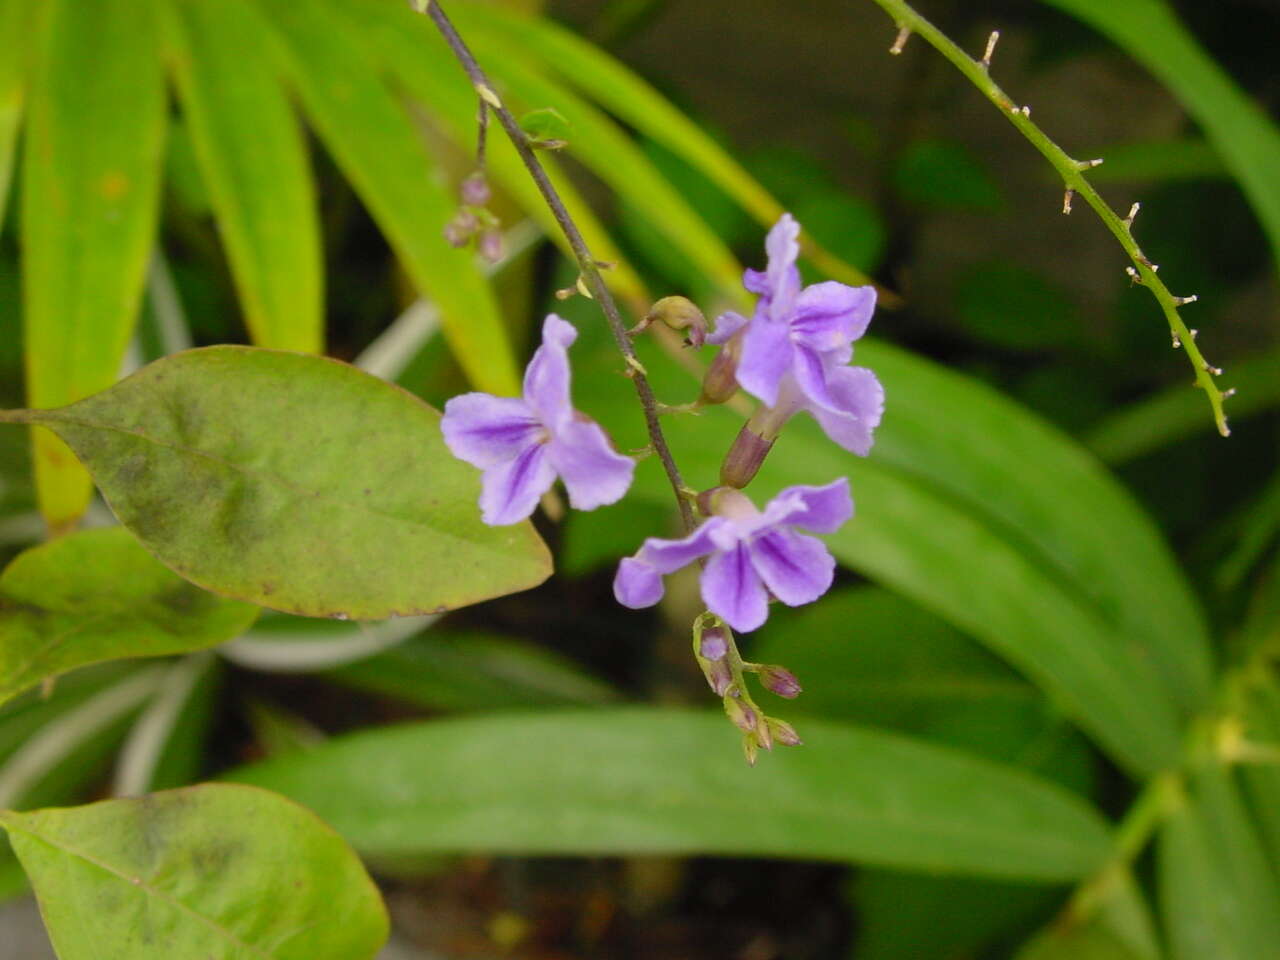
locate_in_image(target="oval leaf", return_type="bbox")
[230,708,1112,882]
[0,528,257,707]
[16,346,551,619]
[0,783,388,960]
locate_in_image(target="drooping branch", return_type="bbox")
[866,0,1231,437]
[416,0,696,531]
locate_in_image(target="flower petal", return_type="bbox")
[546,418,635,511]
[478,441,555,525]
[701,542,770,632]
[763,214,801,318]
[614,556,664,609]
[808,365,885,456]
[523,314,578,431]
[736,316,792,408]
[748,528,835,607]
[791,282,875,351]
[791,343,842,413]
[441,393,542,469]
[636,520,727,573]
[706,310,750,346]
[761,478,853,533]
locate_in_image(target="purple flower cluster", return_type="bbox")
[440,215,882,639]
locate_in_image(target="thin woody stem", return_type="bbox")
[419,0,696,532]
[865,0,1230,438]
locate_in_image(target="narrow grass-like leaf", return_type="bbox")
[21,0,166,530]
[0,527,257,707]
[255,0,519,396]
[1158,768,1280,960]
[3,346,551,619]
[1041,0,1280,270]
[161,0,323,354]
[0,0,29,233]
[0,784,388,960]
[231,708,1111,882]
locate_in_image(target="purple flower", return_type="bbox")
[613,479,852,632]
[442,314,635,525]
[707,214,884,455]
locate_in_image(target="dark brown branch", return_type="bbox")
[419,0,695,532]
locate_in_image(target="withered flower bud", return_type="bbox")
[645,296,706,347]
[698,348,739,405]
[759,664,802,699]
[444,209,478,248]
[699,625,728,661]
[720,423,775,488]
[703,657,732,696]
[461,171,491,207]
[724,695,757,734]
[478,229,503,264]
[766,718,803,747]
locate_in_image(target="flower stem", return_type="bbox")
[864,0,1230,437]
[419,1,696,532]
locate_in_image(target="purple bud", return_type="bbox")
[444,210,478,248]
[759,665,802,699]
[461,171,491,206]
[719,423,775,488]
[699,626,728,661]
[478,229,503,263]
[766,718,803,747]
[699,348,739,405]
[724,696,757,733]
[704,658,732,696]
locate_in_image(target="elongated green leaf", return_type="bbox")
[21,0,167,530]
[1241,678,1280,865]
[572,315,1193,774]
[161,0,323,354]
[324,629,618,711]
[0,528,258,707]
[0,0,29,234]
[1087,347,1280,463]
[254,0,519,396]
[1040,0,1280,271]
[231,709,1111,881]
[1158,768,1280,960]
[1,784,388,960]
[328,0,652,314]
[6,346,551,618]
[449,2,874,289]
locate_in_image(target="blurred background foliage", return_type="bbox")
[0,0,1278,957]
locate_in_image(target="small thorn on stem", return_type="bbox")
[1223,387,1238,399]
[890,25,911,54]
[1204,362,1223,376]
[575,276,594,299]
[1019,105,1031,117]
[475,83,502,109]
[981,30,1000,69]
[1171,333,1181,348]
[1062,188,1074,214]
[1124,202,1140,228]
[1125,266,1142,285]
[1174,294,1198,306]
[554,285,577,300]
[1077,158,1105,170]
[624,355,648,378]
[594,259,617,271]
[1189,328,1198,340]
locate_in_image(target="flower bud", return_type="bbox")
[703,657,732,696]
[755,717,774,752]
[759,664,802,699]
[699,348,739,405]
[724,695,757,734]
[645,296,706,347]
[742,733,758,767]
[461,171,491,206]
[699,625,728,661]
[720,423,774,488]
[444,210,478,248]
[478,229,503,263]
[766,718,803,747]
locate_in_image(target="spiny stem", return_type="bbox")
[419,1,696,532]
[866,0,1230,438]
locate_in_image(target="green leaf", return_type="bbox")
[21,0,167,530]
[953,263,1081,352]
[893,138,1003,211]
[230,708,1111,882]
[586,327,1199,775]
[0,528,258,707]
[1241,677,1280,866]
[324,629,618,712]
[1085,138,1226,185]
[255,0,520,396]
[161,0,323,354]
[7,346,551,619]
[520,106,572,149]
[1086,347,1280,463]
[1040,0,1280,272]
[1158,767,1280,960]
[0,783,388,960]
[0,0,29,234]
